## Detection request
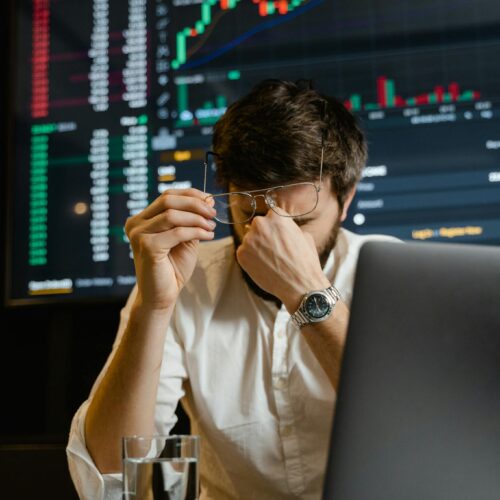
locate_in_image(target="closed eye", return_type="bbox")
[241,211,267,219]
[294,217,314,226]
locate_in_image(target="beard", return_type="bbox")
[230,217,342,307]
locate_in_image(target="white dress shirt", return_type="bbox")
[67,228,398,500]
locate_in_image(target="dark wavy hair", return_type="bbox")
[211,79,367,208]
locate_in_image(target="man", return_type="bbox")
[67,79,397,499]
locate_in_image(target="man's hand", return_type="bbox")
[85,189,216,473]
[235,210,330,312]
[237,209,349,390]
[125,188,216,310]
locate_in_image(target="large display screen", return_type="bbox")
[6,0,500,304]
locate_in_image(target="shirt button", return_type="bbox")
[281,425,292,437]
[273,377,287,390]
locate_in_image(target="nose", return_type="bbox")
[255,194,276,208]
[251,193,273,212]
[265,197,276,208]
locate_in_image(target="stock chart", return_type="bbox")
[7,0,500,303]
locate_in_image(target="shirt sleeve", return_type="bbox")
[66,285,188,500]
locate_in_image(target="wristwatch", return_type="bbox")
[290,285,341,328]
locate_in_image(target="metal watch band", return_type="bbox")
[291,285,341,328]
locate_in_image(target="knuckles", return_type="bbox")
[127,227,142,249]
[247,217,272,239]
[163,208,174,222]
[171,226,184,238]
[161,195,171,210]
[124,217,137,240]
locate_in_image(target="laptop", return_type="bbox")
[322,240,500,500]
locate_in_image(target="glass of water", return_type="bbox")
[122,434,200,500]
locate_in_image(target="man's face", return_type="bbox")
[229,177,351,302]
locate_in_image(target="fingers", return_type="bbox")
[138,226,215,254]
[142,209,216,234]
[125,189,217,253]
[246,209,293,234]
[127,215,215,253]
[140,188,215,221]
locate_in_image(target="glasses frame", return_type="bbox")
[202,145,325,225]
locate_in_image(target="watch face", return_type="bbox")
[305,293,331,319]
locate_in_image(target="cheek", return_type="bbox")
[302,213,340,250]
[314,197,341,228]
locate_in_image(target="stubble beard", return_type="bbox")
[231,217,342,307]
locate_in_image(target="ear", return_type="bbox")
[340,186,356,222]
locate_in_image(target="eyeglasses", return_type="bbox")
[202,146,325,225]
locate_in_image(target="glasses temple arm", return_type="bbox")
[318,145,324,190]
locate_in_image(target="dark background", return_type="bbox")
[0,3,188,497]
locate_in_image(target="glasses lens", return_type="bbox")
[266,183,319,218]
[210,192,255,224]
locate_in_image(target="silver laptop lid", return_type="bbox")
[323,240,500,500]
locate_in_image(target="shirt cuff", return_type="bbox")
[66,400,123,500]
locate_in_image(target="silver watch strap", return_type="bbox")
[323,285,341,303]
[291,309,310,328]
[291,285,341,328]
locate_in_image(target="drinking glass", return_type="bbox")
[122,434,200,500]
